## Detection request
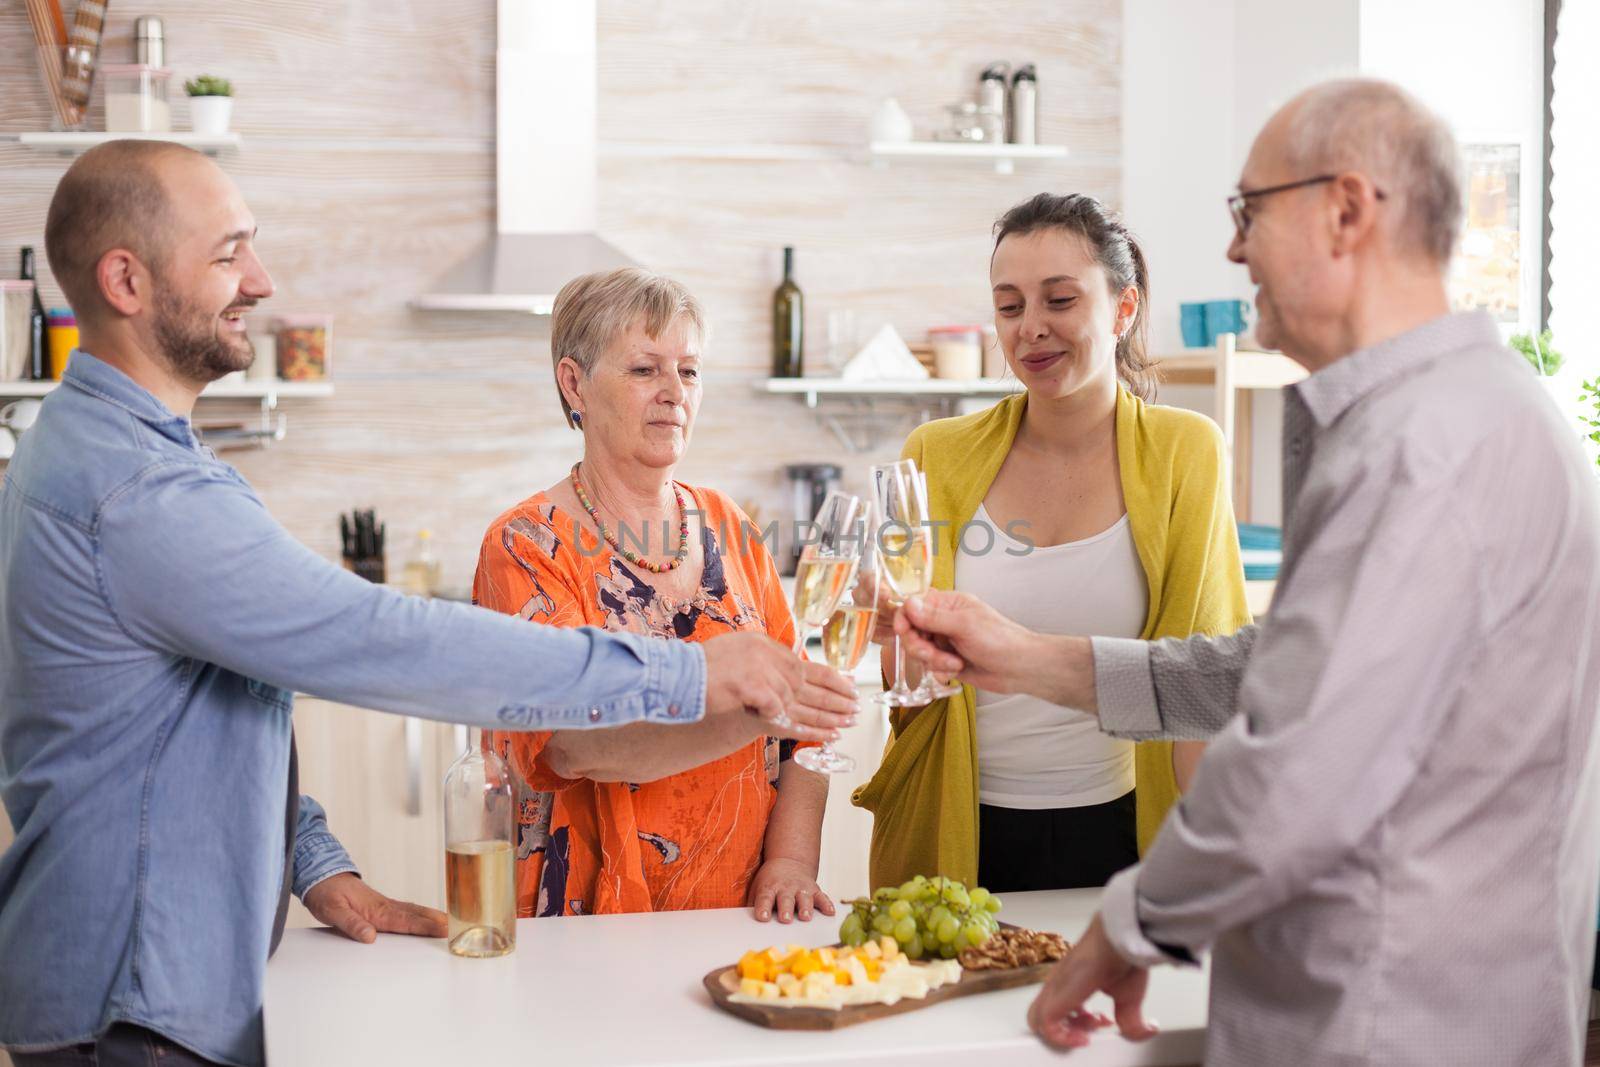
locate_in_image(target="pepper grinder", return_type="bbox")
[133,16,165,67]
[1010,64,1037,144]
[978,61,1009,145]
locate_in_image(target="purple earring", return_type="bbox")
[572,411,584,428]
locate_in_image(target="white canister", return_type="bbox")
[929,325,984,380]
[188,95,233,136]
[870,97,914,143]
[0,280,35,381]
[246,321,277,381]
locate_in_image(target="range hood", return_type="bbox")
[413,0,634,314]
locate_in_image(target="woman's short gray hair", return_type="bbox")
[1283,77,1463,265]
[550,267,708,428]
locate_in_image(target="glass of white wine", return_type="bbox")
[797,504,880,775]
[788,490,863,756]
[872,459,961,707]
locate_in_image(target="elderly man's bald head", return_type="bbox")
[43,140,212,320]
[1270,78,1463,264]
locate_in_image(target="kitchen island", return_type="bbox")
[265,888,1206,1066]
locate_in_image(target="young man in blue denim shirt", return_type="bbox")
[0,141,856,1067]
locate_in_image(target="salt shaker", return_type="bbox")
[978,62,1009,145]
[1010,64,1037,145]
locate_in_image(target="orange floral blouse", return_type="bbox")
[475,485,802,917]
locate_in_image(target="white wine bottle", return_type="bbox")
[442,743,516,958]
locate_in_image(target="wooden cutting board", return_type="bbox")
[703,950,1055,1031]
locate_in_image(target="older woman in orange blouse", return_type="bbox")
[477,268,853,923]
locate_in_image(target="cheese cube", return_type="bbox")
[801,972,834,1000]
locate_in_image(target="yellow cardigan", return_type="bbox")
[851,387,1252,889]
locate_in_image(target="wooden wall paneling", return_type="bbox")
[0,0,1121,928]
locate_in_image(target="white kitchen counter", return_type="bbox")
[265,889,1206,1066]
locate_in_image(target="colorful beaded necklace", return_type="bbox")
[570,462,690,574]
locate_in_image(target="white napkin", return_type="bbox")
[840,324,929,381]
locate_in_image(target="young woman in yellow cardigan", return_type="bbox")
[853,193,1252,892]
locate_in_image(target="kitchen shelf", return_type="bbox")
[2,131,242,156]
[758,377,1022,452]
[1155,334,1305,526]
[760,376,1022,407]
[1153,349,1306,389]
[867,140,1068,175]
[0,378,331,454]
[0,378,331,399]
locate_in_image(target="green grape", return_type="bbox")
[888,900,911,921]
[944,886,971,910]
[935,915,960,944]
[969,887,991,910]
[893,917,917,944]
[897,880,921,899]
[840,912,864,938]
[984,895,1002,914]
[872,912,896,935]
[904,931,925,960]
[874,886,897,902]
[928,905,952,931]
[939,940,959,959]
[961,922,988,946]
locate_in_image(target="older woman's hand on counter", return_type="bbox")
[748,857,836,924]
[702,632,857,742]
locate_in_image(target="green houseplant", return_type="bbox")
[1512,329,1563,376]
[1579,378,1600,473]
[184,75,233,137]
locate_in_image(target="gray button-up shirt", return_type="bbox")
[1092,312,1600,1065]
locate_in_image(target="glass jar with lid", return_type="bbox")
[928,325,985,380]
[100,64,173,133]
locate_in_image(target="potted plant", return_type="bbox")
[1578,377,1600,472]
[1511,329,1563,377]
[184,75,233,136]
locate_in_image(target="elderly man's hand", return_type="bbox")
[302,872,447,944]
[895,590,1098,711]
[1027,915,1156,1050]
[702,632,856,742]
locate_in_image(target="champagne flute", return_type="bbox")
[790,489,863,657]
[872,460,961,706]
[796,504,879,775]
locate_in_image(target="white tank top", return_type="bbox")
[953,503,1149,809]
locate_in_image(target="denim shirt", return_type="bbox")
[0,352,707,1066]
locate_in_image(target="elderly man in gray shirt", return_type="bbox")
[899,78,1600,1065]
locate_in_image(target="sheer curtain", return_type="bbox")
[1549,0,1600,421]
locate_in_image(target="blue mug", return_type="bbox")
[1204,300,1252,343]
[1180,303,1208,348]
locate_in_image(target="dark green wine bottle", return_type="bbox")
[772,246,803,378]
[20,247,48,380]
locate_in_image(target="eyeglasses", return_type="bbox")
[1227,174,1387,237]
